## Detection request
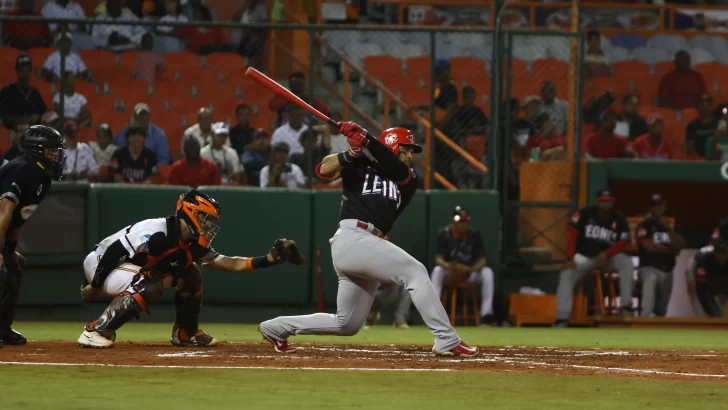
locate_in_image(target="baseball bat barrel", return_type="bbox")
[245,67,338,128]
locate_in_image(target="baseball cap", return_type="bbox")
[54,31,73,43]
[452,206,471,222]
[15,55,32,69]
[523,95,542,106]
[435,57,450,73]
[647,112,664,125]
[63,119,78,134]
[211,122,229,135]
[649,193,665,205]
[253,128,269,139]
[134,103,151,115]
[272,142,290,154]
[596,188,615,201]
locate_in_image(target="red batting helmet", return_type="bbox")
[378,127,422,155]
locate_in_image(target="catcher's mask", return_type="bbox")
[176,190,221,247]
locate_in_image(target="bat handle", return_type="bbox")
[327,119,339,128]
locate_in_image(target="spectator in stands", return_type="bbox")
[658,50,706,109]
[260,142,305,189]
[685,94,717,158]
[0,56,48,126]
[1,0,51,49]
[540,80,568,135]
[585,110,636,159]
[168,136,221,188]
[269,72,330,125]
[136,33,164,86]
[289,128,331,183]
[61,120,98,181]
[327,112,349,153]
[271,105,309,156]
[92,0,147,52]
[89,123,117,166]
[110,125,159,183]
[113,103,171,165]
[583,90,615,130]
[41,111,61,130]
[229,103,255,155]
[233,0,268,67]
[200,123,245,184]
[706,112,728,161]
[242,128,271,187]
[41,32,90,82]
[183,0,217,21]
[585,29,610,78]
[523,95,549,130]
[156,0,188,37]
[633,113,674,160]
[443,86,488,142]
[177,4,230,54]
[3,122,29,163]
[434,58,459,128]
[526,119,567,161]
[53,71,91,127]
[41,0,87,34]
[616,95,648,141]
[183,108,217,149]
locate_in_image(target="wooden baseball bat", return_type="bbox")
[245,67,338,127]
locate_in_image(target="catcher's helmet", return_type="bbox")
[22,125,66,180]
[176,190,221,247]
[452,206,471,223]
[378,127,422,155]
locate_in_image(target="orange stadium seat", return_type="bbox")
[0,46,20,66]
[509,58,529,79]
[211,97,243,119]
[695,62,728,93]
[589,76,631,102]
[93,66,133,84]
[78,49,116,71]
[85,93,115,114]
[681,107,699,123]
[364,55,403,80]
[26,47,54,66]
[465,134,487,162]
[118,50,137,72]
[157,164,173,184]
[78,127,95,143]
[106,79,150,108]
[176,66,214,84]
[196,81,237,106]
[405,56,431,79]
[450,57,487,80]
[530,58,569,83]
[95,111,131,133]
[510,81,540,101]
[170,98,207,118]
[205,52,246,76]
[139,97,168,115]
[631,76,659,105]
[613,60,650,79]
[653,61,674,78]
[250,109,277,131]
[75,80,99,97]
[395,84,431,107]
[152,81,188,100]
[460,74,491,95]
[164,52,201,69]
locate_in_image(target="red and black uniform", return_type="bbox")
[691,246,728,317]
[567,205,630,259]
[637,216,679,273]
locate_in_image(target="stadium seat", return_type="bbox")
[405,56,430,79]
[465,134,487,162]
[0,46,20,67]
[460,74,491,96]
[196,81,238,107]
[85,93,115,114]
[509,58,528,79]
[609,34,647,50]
[106,79,150,108]
[95,111,131,134]
[26,47,54,66]
[152,81,189,101]
[695,62,728,93]
[170,98,207,118]
[450,57,487,80]
[77,49,116,71]
[176,66,213,84]
[140,97,168,115]
[343,42,383,67]
[118,50,137,72]
[681,107,699,124]
[163,52,201,69]
[211,97,243,119]
[691,48,716,65]
[653,61,675,78]
[630,76,659,105]
[647,35,688,56]
[75,80,99,97]
[385,43,425,61]
[632,47,671,66]
[605,46,631,63]
[204,52,246,76]
[613,60,650,79]
[530,58,569,83]
[589,76,632,102]
[157,164,173,184]
[364,55,403,80]
[92,66,133,84]
[78,127,95,143]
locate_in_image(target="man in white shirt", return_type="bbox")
[92,0,147,52]
[182,108,229,151]
[540,80,569,135]
[259,142,305,189]
[62,120,98,181]
[270,105,309,156]
[41,0,86,33]
[41,32,89,81]
[200,123,244,184]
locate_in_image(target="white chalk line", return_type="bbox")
[0,361,453,372]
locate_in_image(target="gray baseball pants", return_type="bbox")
[259,219,462,352]
[638,266,672,317]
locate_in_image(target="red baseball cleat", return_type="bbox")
[433,342,479,357]
[258,325,298,353]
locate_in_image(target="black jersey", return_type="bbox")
[637,216,679,272]
[435,225,485,266]
[0,155,52,235]
[692,246,728,288]
[110,146,158,182]
[571,205,629,258]
[339,156,417,235]
[711,217,728,243]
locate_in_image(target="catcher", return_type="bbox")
[77,189,304,348]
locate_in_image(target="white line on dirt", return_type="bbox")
[0,361,453,372]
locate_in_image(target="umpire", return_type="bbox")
[0,126,65,347]
[554,189,633,327]
[636,194,684,317]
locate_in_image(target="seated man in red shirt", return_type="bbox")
[658,50,707,109]
[526,119,567,161]
[168,135,221,188]
[585,110,636,159]
[633,113,674,160]
[2,0,51,49]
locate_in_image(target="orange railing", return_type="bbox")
[317,0,728,36]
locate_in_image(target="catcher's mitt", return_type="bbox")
[270,238,306,265]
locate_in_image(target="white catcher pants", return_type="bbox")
[430,265,495,316]
[259,220,462,352]
[83,251,173,296]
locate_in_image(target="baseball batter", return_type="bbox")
[259,122,478,357]
[554,189,632,326]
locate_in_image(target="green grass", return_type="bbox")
[4,322,728,409]
[15,321,728,351]
[0,366,726,410]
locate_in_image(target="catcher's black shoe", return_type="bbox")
[1,328,27,345]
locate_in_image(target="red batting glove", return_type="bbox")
[339,121,369,148]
